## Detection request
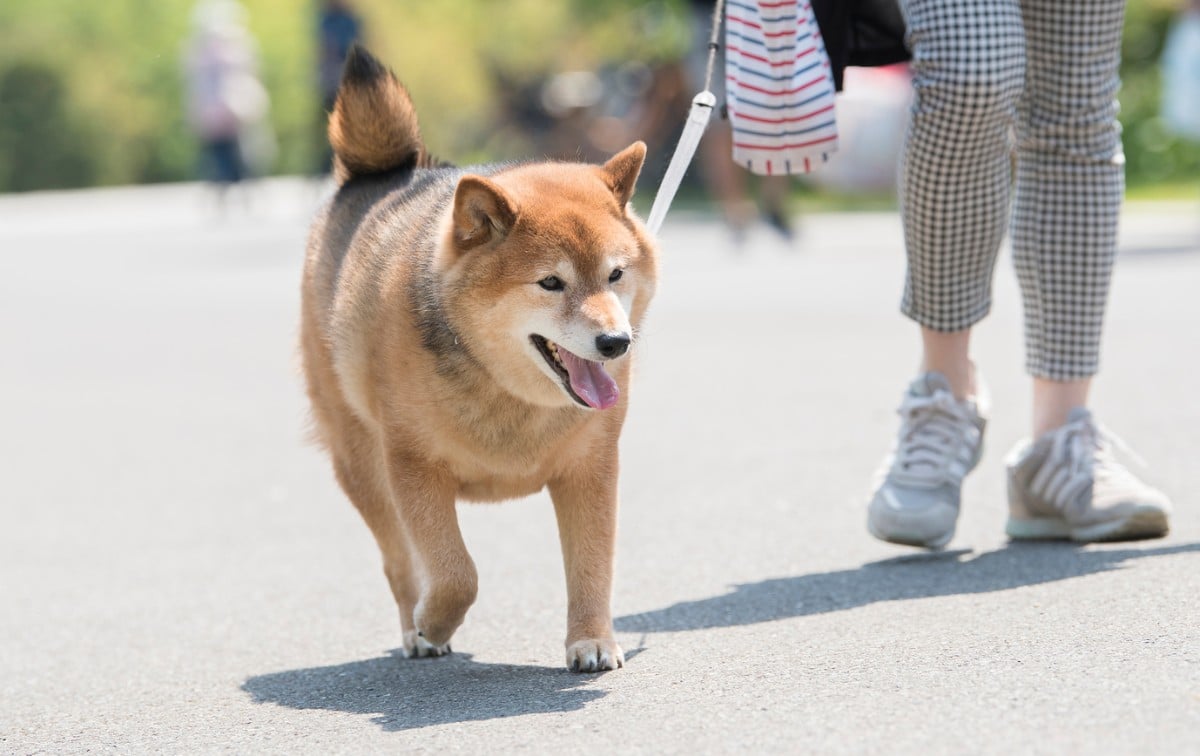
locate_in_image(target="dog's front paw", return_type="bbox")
[402,629,452,659]
[566,638,624,673]
[411,570,476,647]
[413,600,468,649]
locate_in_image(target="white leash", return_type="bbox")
[645,0,725,235]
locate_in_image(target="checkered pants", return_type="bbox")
[897,0,1126,380]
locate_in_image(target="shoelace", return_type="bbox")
[1031,414,1144,512]
[891,391,977,482]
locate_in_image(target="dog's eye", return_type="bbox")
[538,276,564,291]
[609,268,624,283]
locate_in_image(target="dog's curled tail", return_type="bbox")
[328,45,428,183]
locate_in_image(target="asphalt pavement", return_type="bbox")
[1,179,1198,754]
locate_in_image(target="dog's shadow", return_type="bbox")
[242,648,645,732]
[244,542,1195,732]
[616,541,1200,633]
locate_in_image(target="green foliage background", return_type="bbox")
[0,0,1195,193]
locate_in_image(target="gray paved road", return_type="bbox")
[2,180,1198,754]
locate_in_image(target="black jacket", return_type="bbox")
[812,0,910,91]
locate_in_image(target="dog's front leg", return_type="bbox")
[548,469,624,672]
[385,447,477,650]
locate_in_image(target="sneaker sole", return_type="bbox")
[1006,508,1169,543]
[865,436,983,552]
[867,517,954,550]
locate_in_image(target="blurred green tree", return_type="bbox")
[0,62,97,191]
[0,0,1194,193]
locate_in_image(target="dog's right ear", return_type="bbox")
[452,175,519,250]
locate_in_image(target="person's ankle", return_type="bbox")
[921,362,976,402]
[1031,377,1091,437]
[919,327,974,401]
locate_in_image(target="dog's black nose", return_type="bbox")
[595,333,630,359]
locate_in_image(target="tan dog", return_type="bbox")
[300,46,658,672]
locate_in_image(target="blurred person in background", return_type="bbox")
[315,0,362,174]
[536,62,685,166]
[183,0,273,213]
[688,0,794,243]
[1161,0,1200,143]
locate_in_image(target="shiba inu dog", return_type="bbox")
[299,46,658,672]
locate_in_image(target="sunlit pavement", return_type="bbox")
[2,179,1198,753]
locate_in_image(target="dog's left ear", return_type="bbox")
[601,142,647,207]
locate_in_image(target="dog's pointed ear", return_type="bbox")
[601,141,646,207]
[452,175,519,250]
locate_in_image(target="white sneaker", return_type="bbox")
[1005,408,1171,542]
[867,372,988,549]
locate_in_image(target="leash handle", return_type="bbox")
[645,91,715,235]
[645,0,725,235]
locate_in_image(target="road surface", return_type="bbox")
[2,180,1197,753]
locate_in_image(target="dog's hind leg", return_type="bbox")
[548,469,624,673]
[382,444,478,650]
[332,438,449,658]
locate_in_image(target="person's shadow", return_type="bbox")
[615,541,1200,634]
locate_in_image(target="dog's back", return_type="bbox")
[302,47,469,438]
[304,44,443,331]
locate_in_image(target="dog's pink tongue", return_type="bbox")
[558,347,619,410]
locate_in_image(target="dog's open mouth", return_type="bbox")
[530,335,620,410]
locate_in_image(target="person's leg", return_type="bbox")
[698,120,755,230]
[1012,0,1125,434]
[867,0,1023,549]
[758,174,794,240]
[1006,0,1169,542]
[897,0,1026,407]
[686,2,754,236]
[899,0,1026,387]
